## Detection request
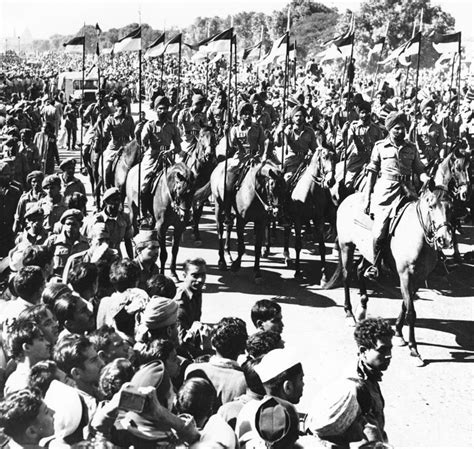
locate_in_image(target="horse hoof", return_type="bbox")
[394,335,407,347]
[354,305,366,322]
[345,315,356,327]
[194,239,202,247]
[218,260,228,271]
[411,353,426,367]
[294,270,303,280]
[170,272,180,283]
[285,258,293,268]
[230,261,241,272]
[320,274,328,286]
[254,276,263,285]
[262,249,270,258]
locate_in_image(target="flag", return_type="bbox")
[163,34,182,55]
[433,32,461,54]
[323,14,354,48]
[63,36,85,53]
[379,31,420,65]
[277,42,296,63]
[114,27,141,53]
[95,23,102,36]
[259,33,287,65]
[95,42,100,58]
[205,28,234,53]
[368,37,385,57]
[243,41,262,60]
[145,33,166,58]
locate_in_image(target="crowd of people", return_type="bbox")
[0,44,473,448]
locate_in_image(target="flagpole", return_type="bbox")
[457,33,462,116]
[293,41,297,90]
[160,54,164,89]
[413,31,422,145]
[223,31,233,215]
[234,36,238,122]
[371,23,389,101]
[177,37,182,106]
[137,27,143,219]
[342,14,355,187]
[80,23,85,171]
[281,30,290,169]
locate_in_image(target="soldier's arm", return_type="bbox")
[308,127,317,152]
[172,125,183,153]
[257,126,265,158]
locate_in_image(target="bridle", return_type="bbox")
[311,149,334,189]
[416,185,453,249]
[253,167,281,218]
[163,168,190,218]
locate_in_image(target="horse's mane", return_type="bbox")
[259,159,283,177]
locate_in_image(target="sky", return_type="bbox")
[0,0,472,41]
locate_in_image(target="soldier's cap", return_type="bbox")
[26,170,44,184]
[103,187,121,203]
[0,160,12,177]
[290,104,307,118]
[357,100,371,113]
[238,101,253,116]
[250,93,264,104]
[59,158,77,170]
[385,111,408,131]
[42,174,61,189]
[420,98,435,111]
[254,397,299,446]
[254,348,301,384]
[192,93,206,105]
[134,228,159,250]
[20,128,33,138]
[154,95,170,109]
[24,204,44,220]
[60,208,84,224]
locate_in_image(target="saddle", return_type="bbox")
[105,147,124,187]
[286,158,309,193]
[234,155,260,193]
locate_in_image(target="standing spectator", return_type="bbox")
[33,122,60,174]
[59,158,86,199]
[63,98,78,151]
[37,174,67,234]
[13,171,46,233]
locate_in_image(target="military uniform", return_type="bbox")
[177,108,208,153]
[0,184,21,257]
[13,189,46,232]
[37,195,67,234]
[229,122,265,162]
[415,119,445,167]
[61,174,87,199]
[45,231,90,275]
[366,136,426,242]
[91,210,133,252]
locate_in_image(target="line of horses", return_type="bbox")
[83,129,472,366]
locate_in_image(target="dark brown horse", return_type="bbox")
[282,147,336,282]
[325,182,454,366]
[210,158,287,283]
[126,162,194,281]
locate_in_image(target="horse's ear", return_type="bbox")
[268,169,279,180]
[176,171,186,182]
[427,177,436,192]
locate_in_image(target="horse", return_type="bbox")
[433,146,471,261]
[184,127,217,245]
[282,147,336,282]
[82,126,104,206]
[96,139,141,200]
[126,162,194,281]
[210,157,287,283]
[324,181,454,366]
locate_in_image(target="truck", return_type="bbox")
[58,70,99,107]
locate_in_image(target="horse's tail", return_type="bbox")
[193,180,211,205]
[323,237,344,289]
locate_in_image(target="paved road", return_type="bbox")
[70,104,473,448]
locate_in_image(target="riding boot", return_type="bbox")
[364,236,385,280]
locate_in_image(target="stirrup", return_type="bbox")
[364,265,379,281]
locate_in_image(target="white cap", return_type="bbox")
[254,349,301,384]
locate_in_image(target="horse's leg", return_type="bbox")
[254,221,264,283]
[314,217,327,285]
[394,301,407,346]
[230,216,245,272]
[169,226,183,282]
[294,220,303,279]
[283,225,292,268]
[157,222,168,275]
[192,202,203,246]
[400,271,424,365]
[215,203,227,271]
[341,242,356,325]
[225,214,234,263]
[355,256,370,321]
[262,222,271,258]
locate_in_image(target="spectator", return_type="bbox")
[250,299,284,334]
[53,293,95,338]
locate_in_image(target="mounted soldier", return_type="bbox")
[177,93,209,155]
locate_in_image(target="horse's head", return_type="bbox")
[420,180,454,250]
[169,165,194,220]
[196,127,216,163]
[309,147,336,189]
[449,143,471,202]
[257,163,287,218]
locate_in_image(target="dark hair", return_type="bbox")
[176,378,216,424]
[69,262,98,296]
[65,192,87,213]
[18,303,53,326]
[8,320,45,360]
[28,360,59,396]
[182,257,207,273]
[263,363,303,397]
[53,334,92,375]
[354,317,395,350]
[53,293,78,330]
[146,274,176,299]
[136,339,175,367]
[250,299,281,327]
[246,330,283,359]
[89,325,122,355]
[211,317,248,359]
[41,282,72,309]
[242,357,265,396]
[109,259,140,292]
[13,266,44,301]
[0,389,43,438]
[22,245,53,269]
[98,358,134,400]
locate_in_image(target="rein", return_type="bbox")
[415,186,452,249]
[162,168,188,217]
[253,167,279,216]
